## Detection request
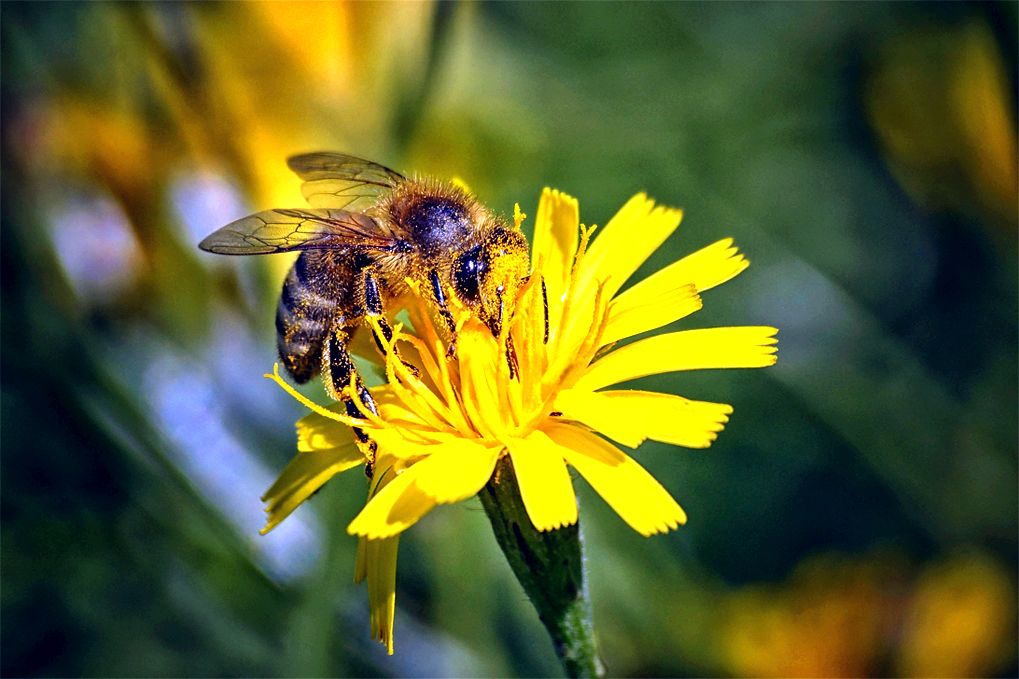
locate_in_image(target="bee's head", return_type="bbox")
[451,227,530,337]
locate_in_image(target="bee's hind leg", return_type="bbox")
[322,323,378,474]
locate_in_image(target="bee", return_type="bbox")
[199,153,530,454]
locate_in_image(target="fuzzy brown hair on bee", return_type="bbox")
[198,153,530,467]
[370,177,529,339]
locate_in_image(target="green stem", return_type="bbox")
[479,457,605,678]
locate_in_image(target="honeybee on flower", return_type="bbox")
[259,181,777,655]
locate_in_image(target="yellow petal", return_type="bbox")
[531,188,580,324]
[546,272,602,379]
[510,263,552,410]
[576,326,779,391]
[346,461,437,539]
[354,456,405,582]
[504,432,578,531]
[616,238,749,305]
[261,443,364,534]
[413,443,501,503]
[552,390,647,448]
[296,408,355,452]
[576,194,683,300]
[357,426,411,458]
[544,423,686,536]
[554,389,733,449]
[601,283,702,346]
[373,396,431,432]
[367,425,455,460]
[348,444,497,540]
[347,442,497,538]
[457,325,508,438]
[365,536,399,655]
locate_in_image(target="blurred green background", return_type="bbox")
[2,2,1017,677]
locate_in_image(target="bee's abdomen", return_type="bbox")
[276,254,339,383]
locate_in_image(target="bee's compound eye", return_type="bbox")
[452,244,486,303]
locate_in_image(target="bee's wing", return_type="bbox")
[198,208,399,255]
[287,152,406,210]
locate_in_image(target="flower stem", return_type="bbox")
[479,456,604,678]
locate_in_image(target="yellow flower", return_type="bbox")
[262,188,778,652]
[897,552,1016,678]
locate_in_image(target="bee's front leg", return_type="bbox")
[428,269,458,358]
[363,271,394,350]
[363,271,419,377]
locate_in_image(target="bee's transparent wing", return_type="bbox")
[287,152,406,210]
[198,208,398,255]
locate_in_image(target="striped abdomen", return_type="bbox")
[276,252,344,383]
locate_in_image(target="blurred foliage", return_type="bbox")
[2,2,1016,677]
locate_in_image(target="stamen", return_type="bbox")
[371,317,459,434]
[572,223,597,277]
[346,379,387,430]
[264,364,365,428]
[513,203,527,230]
[405,298,473,433]
[398,334,468,433]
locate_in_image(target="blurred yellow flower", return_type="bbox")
[866,21,1018,231]
[897,552,1016,678]
[720,554,890,678]
[263,188,778,652]
[719,550,1017,679]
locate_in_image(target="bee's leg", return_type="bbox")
[541,277,549,344]
[362,271,419,377]
[505,333,520,380]
[321,324,378,472]
[363,271,394,351]
[428,269,458,358]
